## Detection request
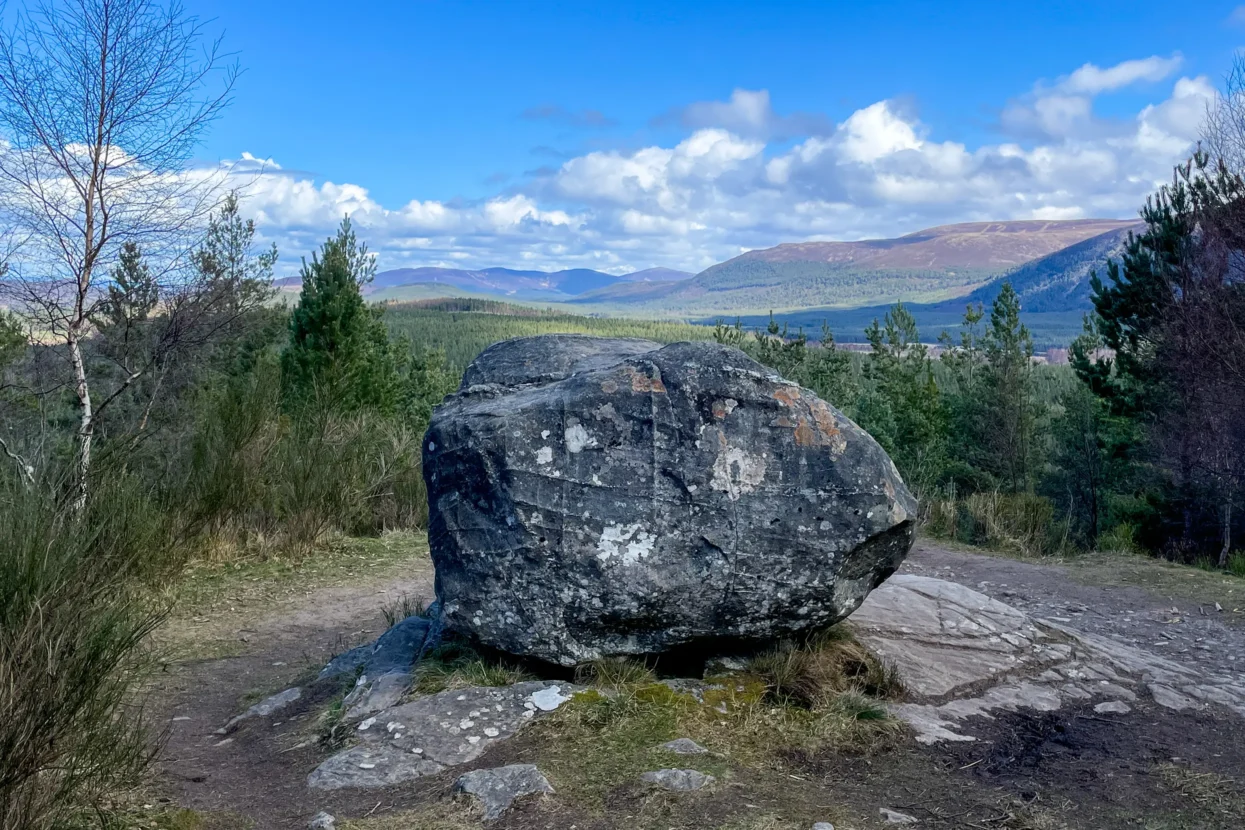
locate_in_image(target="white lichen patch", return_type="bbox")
[535,446,553,465]
[596,522,655,565]
[710,445,767,501]
[565,423,595,453]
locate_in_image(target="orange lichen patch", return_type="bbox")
[771,415,794,428]
[772,386,801,407]
[711,398,739,420]
[624,365,667,393]
[789,399,847,455]
[793,417,818,447]
[600,379,619,394]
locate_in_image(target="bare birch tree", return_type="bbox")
[0,0,237,503]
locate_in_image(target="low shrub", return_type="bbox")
[0,475,177,830]
[925,489,1070,557]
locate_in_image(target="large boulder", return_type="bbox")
[423,334,916,665]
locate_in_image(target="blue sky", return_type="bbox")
[188,0,1245,274]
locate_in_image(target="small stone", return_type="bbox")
[1094,700,1131,715]
[812,824,835,830]
[640,768,715,791]
[660,738,709,755]
[880,808,919,825]
[308,811,336,830]
[455,764,554,821]
[217,686,303,735]
[529,685,571,711]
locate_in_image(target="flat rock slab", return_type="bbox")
[308,682,576,790]
[851,575,1245,744]
[660,738,708,754]
[640,768,715,791]
[307,745,445,791]
[455,764,554,820]
[218,687,302,734]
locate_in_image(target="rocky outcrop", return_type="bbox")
[423,335,917,666]
[455,764,554,820]
[849,575,1245,743]
[307,681,576,790]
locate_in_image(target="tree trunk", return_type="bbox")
[1221,500,1234,569]
[68,328,92,510]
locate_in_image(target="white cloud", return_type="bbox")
[218,58,1214,276]
[1061,55,1183,94]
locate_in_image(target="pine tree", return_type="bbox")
[980,283,1038,492]
[281,219,402,414]
[1072,153,1245,560]
[859,302,946,491]
[193,192,278,311]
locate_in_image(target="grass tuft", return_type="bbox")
[410,640,534,695]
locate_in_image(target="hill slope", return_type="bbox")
[954,223,1140,313]
[640,219,1138,315]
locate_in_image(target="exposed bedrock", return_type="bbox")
[423,334,917,665]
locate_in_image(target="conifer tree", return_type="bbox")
[281,219,402,414]
[980,283,1038,492]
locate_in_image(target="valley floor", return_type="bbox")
[138,537,1245,830]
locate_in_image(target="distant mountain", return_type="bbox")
[738,222,1145,349]
[277,265,695,302]
[618,267,693,282]
[639,219,1139,315]
[951,223,1141,313]
[271,219,1138,325]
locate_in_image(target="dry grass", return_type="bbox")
[339,800,481,830]
[745,626,904,708]
[157,531,433,661]
[410,640,536,695]
[1154,764,1245,817]
[525,627,904,813]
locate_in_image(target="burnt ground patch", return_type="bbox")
[785,700,1245,829]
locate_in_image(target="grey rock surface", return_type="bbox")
[217,686,302,734]
[343,671,411,721]
[319,615,431,681]
[811,824,835,830]
[455,764,554,820]
[307,811,336,829]
[424,335,916,665]
[660,738,709,754]
[308,681,576,790]
[850,575,1245,744]
[640,768,715,791]
[879,808,919,825]
[306,745,445,791]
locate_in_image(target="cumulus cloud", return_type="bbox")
[221,58,1214,275]
[658,88,833,139]
[1001,54,1185,139]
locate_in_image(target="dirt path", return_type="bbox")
[153,544,436,828]
[145,539,1245,829]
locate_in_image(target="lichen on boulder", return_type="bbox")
[423,334,916,666]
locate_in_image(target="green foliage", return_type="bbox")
[1072,152,1245,561]
[0,310,23,367]
[979,283,1040,492]
[192,192,278,312]
[282,219,403,414]
[0,473,176,830]
[858,302,946,494]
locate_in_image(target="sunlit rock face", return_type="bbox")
[423,334,916,666]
